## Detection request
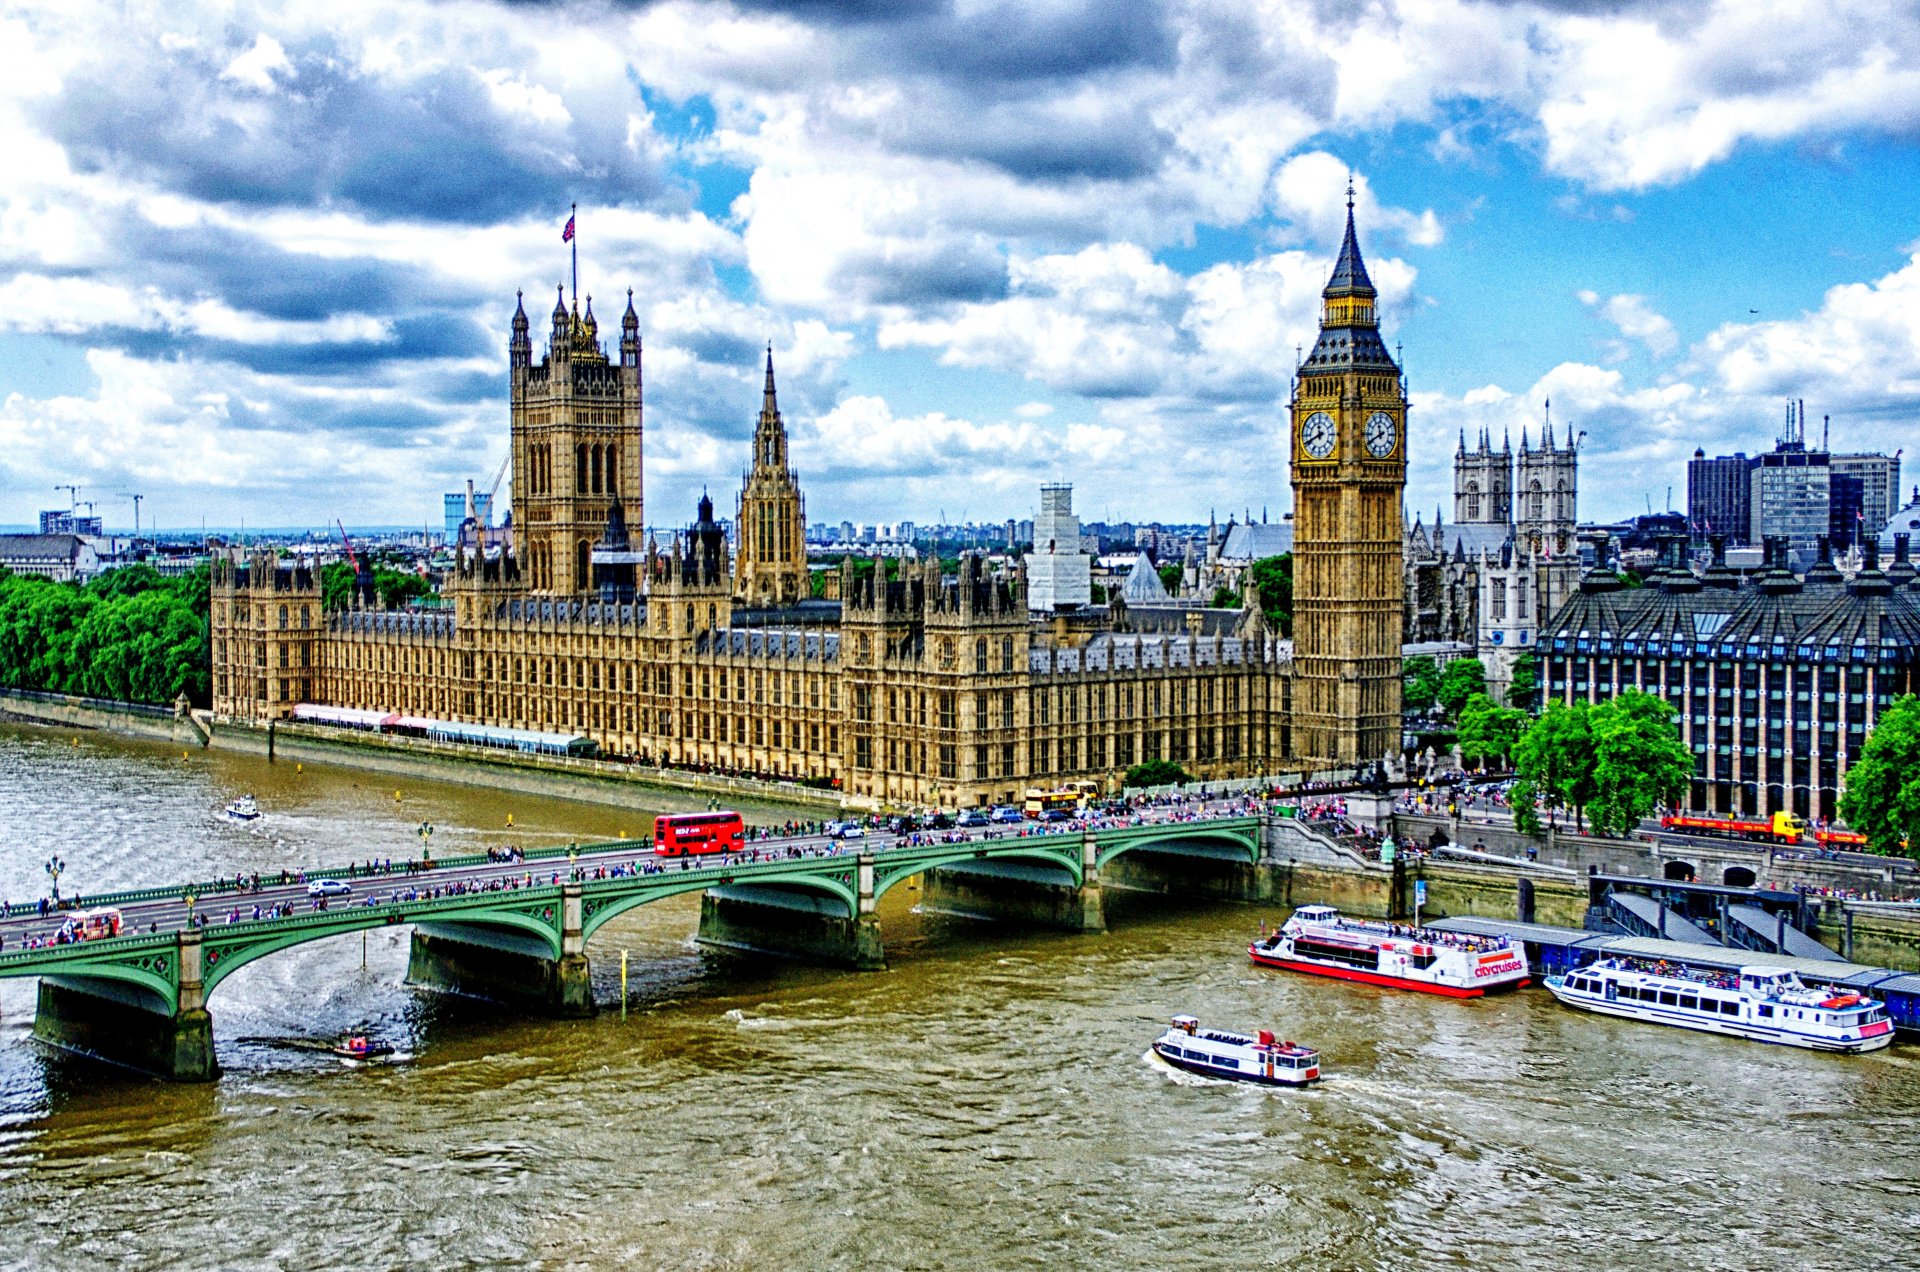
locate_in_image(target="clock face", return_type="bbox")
[1365,411,1397,457]
[1300,411,1336,459]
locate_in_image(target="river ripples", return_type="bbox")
[0,722,1914,1271]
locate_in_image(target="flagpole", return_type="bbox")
[571,202,578,309]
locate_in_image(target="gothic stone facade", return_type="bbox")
[209,258,1332,806]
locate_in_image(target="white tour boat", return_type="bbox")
[1151,1016,1321,1086]
[223,794,263,822]
[1249,904,1530,998]
[1545,958,1894,1053]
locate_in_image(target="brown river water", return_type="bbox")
[0,721,1914,1271]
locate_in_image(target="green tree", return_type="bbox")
[1246,554,1292,636]
[320,561,356,612]
[1156,562,1184,595]
[1436,657,1487,717]
[1403,654,1440,711]
[1457,693,1528,769]
[1506,652,1539,711]
[1124,759,1191,788]
[1584,690,1693,837]
[1509,776,1543,837]
[1210,585,1241,609]
[1839,695,1920,858]
[1512,701,1597,830]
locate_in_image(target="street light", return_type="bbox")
[44,855,65,904]
[418,821,435,863]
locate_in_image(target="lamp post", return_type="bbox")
[44,855,65,904]
[418,821,435,864]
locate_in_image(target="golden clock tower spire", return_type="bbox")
[1288,186,1407,767]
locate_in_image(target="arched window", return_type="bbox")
[1465,480,1481,521]
[606,444,618,492]
[708,604,718,630]
[685,604,695,633]
[1001,636,1015,671]
[591,445,602,494]
[975,638,988,673]
[576,444,589,494]
[1527,479,1543,521]
[576,538,590,591]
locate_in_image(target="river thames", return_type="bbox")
[0,721,1913,1271]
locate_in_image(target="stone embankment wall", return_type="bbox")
[1,690,207,746]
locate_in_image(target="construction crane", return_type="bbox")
[116,493,144,537]
[54,484,81,510]
[477,452,510,550]
[337,520,361,573]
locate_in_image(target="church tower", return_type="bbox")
[508,282,643,595]
[1453,428,1511,525]
[732,349,810,607]
[1517,406,1580,625]
[1288,189,1408,766]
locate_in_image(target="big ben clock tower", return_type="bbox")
[1289,187,1407,767]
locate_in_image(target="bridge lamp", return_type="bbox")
[44,855,65,902]
[418,821,435,862]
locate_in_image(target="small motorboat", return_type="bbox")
[331,1035,393,1061]
[223,795,263,822]
[1151,1015,1321,1086]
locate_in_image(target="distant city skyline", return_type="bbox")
[2,1,1919,531]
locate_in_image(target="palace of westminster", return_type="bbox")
[210,201,1920,816]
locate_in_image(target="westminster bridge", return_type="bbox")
[0,808,1303,1080]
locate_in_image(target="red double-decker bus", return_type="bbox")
[653,811,745,857]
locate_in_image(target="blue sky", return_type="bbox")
[1,0,1918,535]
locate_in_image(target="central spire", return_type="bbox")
[1324,175,1375,299]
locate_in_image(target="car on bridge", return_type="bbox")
[956,809,990,828]
[826,822,866,840]
[306,879,353,899]
[988,806,1023,824]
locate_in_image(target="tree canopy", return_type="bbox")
[1403,654,1440,712]
[1435,657,1487,717]
[1124,759,1191,789]
[1839,695,1920,858]
[320,561,433,612]
[1456,693,1528,768]
[1506,652,1539,711]
[1511,700,1597,830]
[1583,691,1693,836]
[1156,562,1184,596]
[1246,554,1292,636]
[1509,692,1690,837]
[0,563,210,707]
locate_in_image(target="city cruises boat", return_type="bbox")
[331,1035,394,1061]
[1150,1016,1321,1086]
[1249,904,1530,997]
[1545,958,1894,1053]
[223,794,263,822]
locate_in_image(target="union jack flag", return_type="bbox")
[562,215,575,242]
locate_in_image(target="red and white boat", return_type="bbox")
[1249,904,1530,998]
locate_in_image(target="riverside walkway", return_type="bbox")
[0,801,1275,1080]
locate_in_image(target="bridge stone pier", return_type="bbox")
[697,856,886,970]
[32,933,217,1082]
[921,834,1106,933]
[407,883,595,1017]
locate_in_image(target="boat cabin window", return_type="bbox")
[1679,995,1698,1011]
[1718,1000,1740,1016]
[1757,1005,1774,1019]
[1658,991,1679,1007]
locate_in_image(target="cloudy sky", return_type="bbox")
[2,0,1919,535]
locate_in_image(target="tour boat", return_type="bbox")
[1150,1015,1321,1086]
[1249,904,1530,997]
[223,795,263,822]
[331,1036,394,1061]
[1545,958,1894,1053]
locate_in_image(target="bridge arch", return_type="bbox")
[200,904,567,1001]
[1095,826,1260,873]
[1722,865,1757,889]
[0,942,181,1015]
[871,843,1082,903]
[579,870,857,943]
[1663,860,1697,882]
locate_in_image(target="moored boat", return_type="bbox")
[1150,1015,1321,1086]
[223,794,263,821]
[1545,958,1894,1053]
[1249,904,1529,997]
